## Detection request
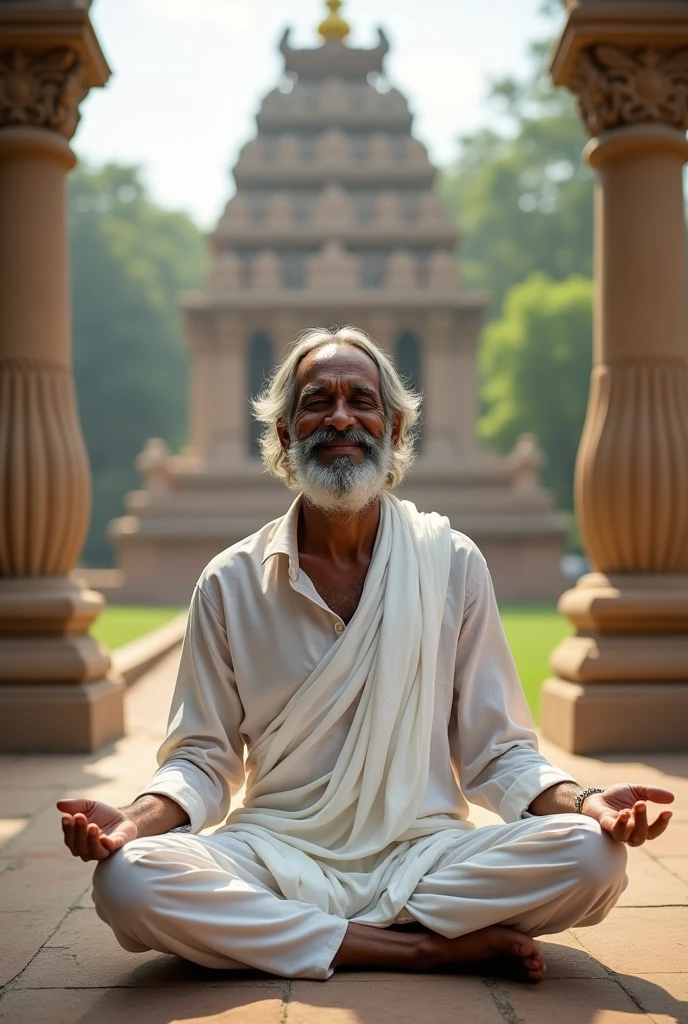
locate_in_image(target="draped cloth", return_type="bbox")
[219,494,475,925]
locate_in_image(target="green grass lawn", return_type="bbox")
[91,603,569,722]
[90,606,185,650]
[499,605,573,721]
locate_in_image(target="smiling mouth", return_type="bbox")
[318,442,362,450]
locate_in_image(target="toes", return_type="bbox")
[511,937,535,958]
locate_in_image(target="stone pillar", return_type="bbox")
[541,1,688,753]
[423,313,455,463]
[210,317,245,465]
[454,335,479,455]
[188,321,213,461]
[0,3,125,752]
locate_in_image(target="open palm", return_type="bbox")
[583,784,674,846]
[57,798,138,861]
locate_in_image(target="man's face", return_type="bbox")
[277,344,398,513]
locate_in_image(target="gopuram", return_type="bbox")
[109,1,568,604]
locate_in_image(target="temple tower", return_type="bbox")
[110,3,567,603]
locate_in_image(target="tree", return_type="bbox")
[70,164,208,566]
[479,273,593,513]
[441,30,593,316]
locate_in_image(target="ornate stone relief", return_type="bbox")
[426,250,458,290]
[308,241,358,289]
[571,45,688,136]
[0,47,87,138]
[386,249,417,290]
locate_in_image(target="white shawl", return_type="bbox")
[221,493,472,924]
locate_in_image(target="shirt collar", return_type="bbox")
[262,493,303,578]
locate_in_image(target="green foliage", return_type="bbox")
[440,15,595,523]
[480,273,593,512]
[70,164,208,566]
[441,33,593,316]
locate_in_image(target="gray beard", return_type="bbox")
[287,425,393,515]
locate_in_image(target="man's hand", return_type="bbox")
[582,784,674,846]
[57,799,138,862]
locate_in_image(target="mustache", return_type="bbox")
[296,426,381,457]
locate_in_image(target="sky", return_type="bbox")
[75,0,558,229]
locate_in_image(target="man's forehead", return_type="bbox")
[296,344,381,390]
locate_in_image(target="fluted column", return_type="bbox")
[541,1,688,753]
[0,4,125,752]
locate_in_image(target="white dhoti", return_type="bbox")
[97,496,627,980]
[92,812,627,980]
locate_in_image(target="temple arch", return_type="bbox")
[247,330,274,458]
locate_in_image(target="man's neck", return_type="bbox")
[298,497,381,566]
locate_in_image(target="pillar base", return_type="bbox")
[0,677,125,753]
[0,576,125,752]
[540,678,688,754]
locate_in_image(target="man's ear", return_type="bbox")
[391,413,402,448]
[276,419,291,451]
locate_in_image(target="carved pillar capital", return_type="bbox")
[570,45,688,137]
[0,6,109,143]
[0,46,87,139]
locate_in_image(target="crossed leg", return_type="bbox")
[334,813,628,981]
[93,813,627,981]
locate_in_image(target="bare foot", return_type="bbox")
[418,925,546,982]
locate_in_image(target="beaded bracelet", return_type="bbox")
[574,786,604,814]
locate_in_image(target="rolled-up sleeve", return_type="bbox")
[137,584,246,833]
[451,565,575,822]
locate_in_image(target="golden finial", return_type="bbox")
[318,0,350,43]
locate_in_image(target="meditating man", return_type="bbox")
[58,326,674,982]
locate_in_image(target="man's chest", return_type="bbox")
[298,556,370,624]
[224,562,461,749]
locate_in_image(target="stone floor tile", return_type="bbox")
[0,819,28,849]
[0,857,92,914]
[498,977,647,1023]
[573,907,688,974]
[538,931,608,979]
[73,883,95,908]
[15,907,282,990]
[1,804,73,858]
[0,907,70,988]
[643,820,688,858]
[289,975,504,1023]
[660,857,688,884]
[617,973,688,1024]
[0,987,284,1024]
[16,907,172,989]
[0,788,61,819]
[0,756,98,790]
[619,849,688,907]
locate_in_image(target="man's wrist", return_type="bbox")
[574,787,605,816]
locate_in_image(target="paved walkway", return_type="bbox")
[0,649,686,1023]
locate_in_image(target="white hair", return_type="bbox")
[252,325,422,490]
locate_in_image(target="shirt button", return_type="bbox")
[335,622,345,633]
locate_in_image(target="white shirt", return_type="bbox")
[140,495,575,833]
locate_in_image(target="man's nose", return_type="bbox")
[325,400,357,431]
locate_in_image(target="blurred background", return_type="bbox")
[68,0,593,714]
